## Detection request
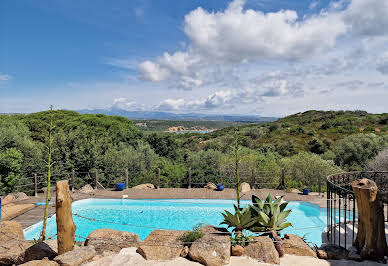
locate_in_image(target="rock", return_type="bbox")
[204,182,217,190]
[348,251,362,261]
[245,236,280,264]
[0,238,32,265]
[240,182,251,193]
[316,249,328,259]
[79,184,94,194]
[54,246,96,266]
[180,246,189,257]
[15,192,30,201]
[231,245,244,256]
[318,244,348,260]
[137,230,186,260]
[21,241,58,263]
[132,183,155,189]
[282,234,317,258]
[199,225,230,235]
[189,225,231,266]
[2,192,29,205]
[2,194,16,205]
[19,259,59,266]
[85,229,141,254]
[0,221,25,241]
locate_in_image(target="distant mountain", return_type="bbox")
[77,108,278,122]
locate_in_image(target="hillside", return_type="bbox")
[183,110,388,156]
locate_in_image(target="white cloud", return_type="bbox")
[0,73,11,81]
[343,0,388,36]
[377,53,388,75]
[309,1,319,10]
[111,97,145,110]
[138,61,171,81]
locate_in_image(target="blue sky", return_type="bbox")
[1,0,387,116]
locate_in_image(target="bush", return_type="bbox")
[280,152,342,191]
[333,134,388,170]
[179,223,204,245]
[368,148,388,171]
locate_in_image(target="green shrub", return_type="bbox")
[179,223,204,245]
[280,152,342,191]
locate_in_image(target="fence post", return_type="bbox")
[34,173,38,197]
[188,168,192,189]
[251,168,255,190]
[279,168,285,190]
[125,169,129,189]
[157,168,161,189]
[71,170,75,192]
[318,174,322,196]
[94,170,98,189]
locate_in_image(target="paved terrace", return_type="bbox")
[6,188,327,229]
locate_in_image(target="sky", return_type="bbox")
[1,0,388,116]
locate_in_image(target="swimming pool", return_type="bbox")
[24,199,328,246]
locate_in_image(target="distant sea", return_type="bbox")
[175,130,215,134]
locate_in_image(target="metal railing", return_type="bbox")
[326,171,388,250]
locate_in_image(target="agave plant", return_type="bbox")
[249,193,292,234]
[220,205,256,237]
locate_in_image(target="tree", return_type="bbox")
[368,148,388,171]
[0,148,23,193]
[333,134,388,170]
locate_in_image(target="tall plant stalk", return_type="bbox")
[234,128,240,209]
[40,105,54,241]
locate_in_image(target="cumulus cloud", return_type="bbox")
[343,0,388,36]
[111,97,144,110]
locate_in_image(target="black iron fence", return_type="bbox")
[326,171,388,250]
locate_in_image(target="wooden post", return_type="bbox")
[94,170,98,190]
[188,168,192,189]
[56,180,76,255]
[71,170,75,192]
[125,169,129,189]
[352,178,388,261]
[280,169,285,190]
[251,168,255,189]
[34,173,38,197]
[318,174,321,196]
[157,168,161,189]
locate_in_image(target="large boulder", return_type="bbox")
[3,192,29,205]
[21,241,58,263]
[204,182,217,190]
[137,230,186,260]
[79,184,94,194]
[188,225,231,266]
[0,239,32,265]
[282,234,317,258]
[240,182,251,193]
[317,244,348,260]
[244,236,280,264]
[132,183,155,190]
[0,221,25,241]
[20,259,59,266]
[85,229,141,254]
[54,246,96,266]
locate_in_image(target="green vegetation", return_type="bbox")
[230,234,254,247]
[249,194,292,233]
[133,120,245,132]
[179,223,204,245]
[1,109,388,194]
[220,193,292,240]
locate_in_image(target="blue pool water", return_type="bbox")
[24,199,327,246]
